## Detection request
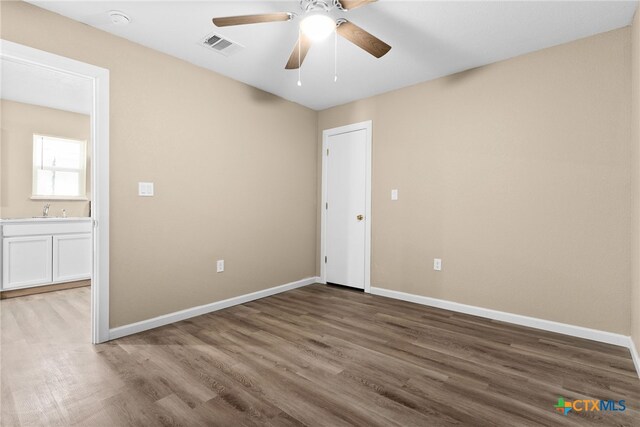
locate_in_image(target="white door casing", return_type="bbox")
[1,40,110,343]
[321,121,372,292]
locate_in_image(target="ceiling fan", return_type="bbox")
[212,0,391,70]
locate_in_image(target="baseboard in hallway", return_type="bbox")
[0,280,91,299]
[370,286,640,379]
[109,276,320,340]
[630,339,640,379]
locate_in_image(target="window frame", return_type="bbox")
[31,133,88,200]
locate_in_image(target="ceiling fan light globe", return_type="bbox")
[300,14,335,42]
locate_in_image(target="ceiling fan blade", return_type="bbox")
[337,20,391,58]
[338,0,378,10]
[285,34,312,69]
[212,13,292,27]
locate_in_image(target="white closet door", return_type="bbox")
[325,128,367,289]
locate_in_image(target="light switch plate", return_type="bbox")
[138,182,154,197]
[391,189,398,201]
[434,258,442,271]
[217,260,224,273]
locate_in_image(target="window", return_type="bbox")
[32,134,87,199]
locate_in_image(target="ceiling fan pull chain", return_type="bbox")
[334,27,338,82]
[297,27,302,86]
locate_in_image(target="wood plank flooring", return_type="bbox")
[1,284,639,426]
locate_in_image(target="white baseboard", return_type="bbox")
[109,276,319,340]
[370,287,631,348]
[629,338,640,379]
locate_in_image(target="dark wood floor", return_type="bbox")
[1,284,639,426]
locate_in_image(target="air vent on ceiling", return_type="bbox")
[200,33,244,57]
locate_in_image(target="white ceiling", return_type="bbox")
[1,58,92,115]
[27,1,638,111]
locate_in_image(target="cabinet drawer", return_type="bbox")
[3,221,92,237]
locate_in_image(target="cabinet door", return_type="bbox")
[2,236,53,289]
[53,233,92,283]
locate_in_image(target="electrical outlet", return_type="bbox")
[391,189,398,201]
[433,258,442,271]
[216,259,224,273]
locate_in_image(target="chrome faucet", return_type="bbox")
[43,203,50,217]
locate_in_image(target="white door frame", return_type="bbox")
[320,120,372,293]
[1,40,110,343]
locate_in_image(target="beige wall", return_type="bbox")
[0,1,318,327]
[632,6,640,354]
[319,28,632,334]
[2,1,636,339]
[1,100,91,218]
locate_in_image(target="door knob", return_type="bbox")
[357,215,364,221]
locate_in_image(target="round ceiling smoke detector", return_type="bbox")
[108,11,130,26]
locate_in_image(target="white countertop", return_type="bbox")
[0,217,91,224]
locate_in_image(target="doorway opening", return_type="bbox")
[0,40,110,343]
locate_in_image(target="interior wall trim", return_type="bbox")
[370,286,634,353]
[109,276,319,340]
[0,39,111,344]
[630,338,640,379]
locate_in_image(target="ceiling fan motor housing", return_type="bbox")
[300,0,333,13]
